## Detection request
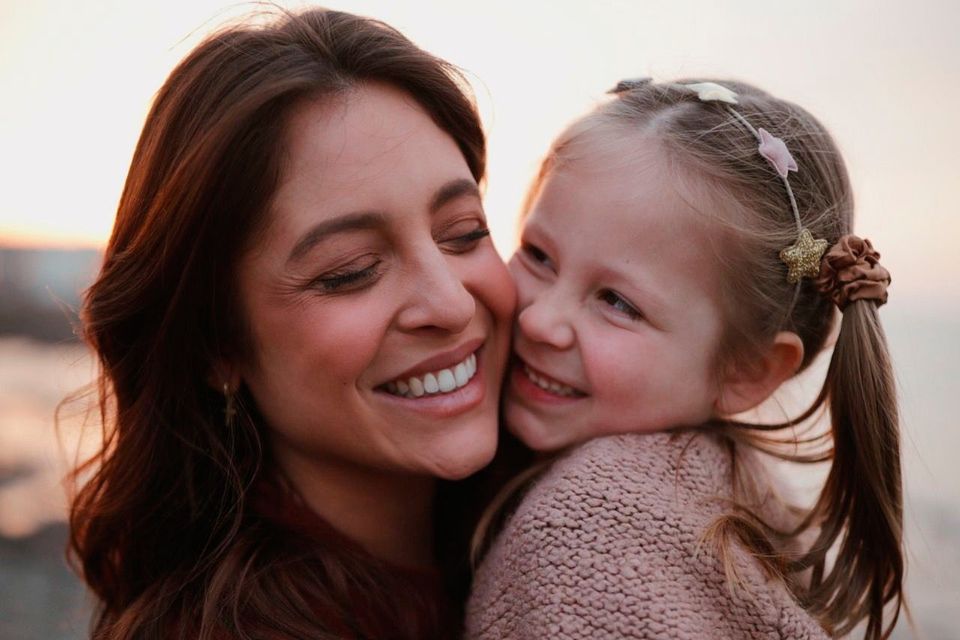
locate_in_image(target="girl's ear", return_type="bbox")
[714,331,804,416]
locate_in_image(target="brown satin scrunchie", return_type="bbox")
[815,235,891,310]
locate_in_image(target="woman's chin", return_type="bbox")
[426,426,499,480]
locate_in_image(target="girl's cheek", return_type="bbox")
[506,255,525,294]
[508,263,537,314]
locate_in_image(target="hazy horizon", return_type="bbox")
[3,0,959,307]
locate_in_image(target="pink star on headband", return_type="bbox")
[758,128,798,178]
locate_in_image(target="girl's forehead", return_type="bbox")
[544,143,692,222]
[524,136,724,308]
[559,127,665,175]
[551,129,723,231]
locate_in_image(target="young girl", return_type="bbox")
[466,79,901,639]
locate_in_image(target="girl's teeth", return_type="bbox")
[524,364,578,397]
[385,352,479,398]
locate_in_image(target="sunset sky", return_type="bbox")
[2,0,958,305]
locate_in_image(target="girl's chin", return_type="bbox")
[503,410,565,453]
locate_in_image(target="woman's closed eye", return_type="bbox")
[309,259,382,293]
[440,225,491,253]
[599,289,643,321]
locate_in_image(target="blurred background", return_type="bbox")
[1,0,957,637]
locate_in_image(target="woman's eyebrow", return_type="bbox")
[286,179,479,266]
[430,178,480,213]
[287,211,386,265]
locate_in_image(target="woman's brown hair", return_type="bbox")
[68,8,485,639]
[478,80,903,639]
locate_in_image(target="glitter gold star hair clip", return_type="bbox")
[680,81,829,285]
[780,229,829,284]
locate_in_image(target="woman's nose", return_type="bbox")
[395,250,476,334]
[516,288,575,350]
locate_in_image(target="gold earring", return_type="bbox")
[223,382,237,426]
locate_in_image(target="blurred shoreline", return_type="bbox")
[1,247,958,638]
[0,522,91,640]
[0,247,101,343]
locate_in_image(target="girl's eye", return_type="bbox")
[441,226,491,253]
[310,261,381,293]
[599,289,643,321]
[523,243,554,270]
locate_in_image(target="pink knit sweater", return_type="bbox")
[466,432,829,639]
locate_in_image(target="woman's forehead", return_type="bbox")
[262,85,474,246]
[280,86,443,182]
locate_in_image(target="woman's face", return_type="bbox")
[235,84,515,481]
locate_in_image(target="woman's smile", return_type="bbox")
[374,340,489,418]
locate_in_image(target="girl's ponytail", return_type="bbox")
[800,300,904,639]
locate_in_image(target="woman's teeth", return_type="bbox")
[524,364,580,397]
[385,353,477,398]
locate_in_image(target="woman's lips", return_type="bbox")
[382,351,478,398]
[387,337,484,382]
[374,346,487,418]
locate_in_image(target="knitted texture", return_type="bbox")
[466,432,828,639]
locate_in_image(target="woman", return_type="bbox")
[69,8,514,639]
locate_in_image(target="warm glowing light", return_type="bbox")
[2,0,958,303]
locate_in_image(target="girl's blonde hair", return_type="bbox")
[479,79,903,639]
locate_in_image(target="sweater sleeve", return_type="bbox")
[465,433,830,640]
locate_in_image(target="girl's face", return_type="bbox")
[236,84,515,480]
[505,135,727,451]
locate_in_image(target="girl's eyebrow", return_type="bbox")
[519,217,551,247]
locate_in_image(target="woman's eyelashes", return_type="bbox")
[440,226,490,253]
[598,289,643,321]
[435,209,491,253]
[307,224,488,295]
[310,260,382,293]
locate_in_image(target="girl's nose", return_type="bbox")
[395,250,476,334]
[516,290,575,350]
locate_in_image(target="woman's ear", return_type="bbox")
[714,331,804,416]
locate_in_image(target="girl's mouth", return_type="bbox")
[518,360,586,398]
